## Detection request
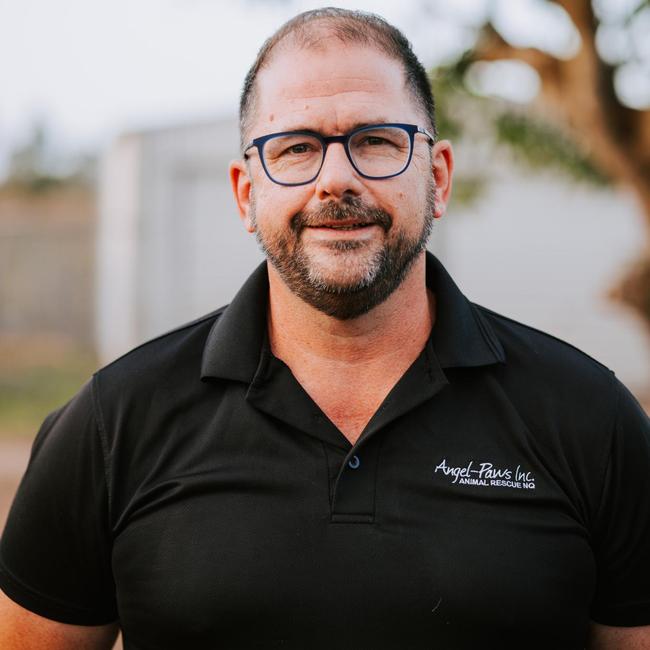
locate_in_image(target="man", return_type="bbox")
[1,8,649,649]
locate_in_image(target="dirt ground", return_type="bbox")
[0,437,31,532]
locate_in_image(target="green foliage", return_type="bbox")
[428,54,609,205]
[429,54,476,141]
[3,122,96,195]
[0,351,97,438]
[9,175,67,194]
[449,176,487,208]
[494,113,609,184]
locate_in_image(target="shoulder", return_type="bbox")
[469,304,649,522]
[474,302,614,392]
[93,306,228,406]
[471,302,622,455]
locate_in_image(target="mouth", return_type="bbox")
[308,221,375,231]
[303,220,382,244]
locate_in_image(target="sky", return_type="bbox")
[0,0,640,179]
[0,0,474,175]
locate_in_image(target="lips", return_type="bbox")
[292,198,393,233]
[311,221,374,230]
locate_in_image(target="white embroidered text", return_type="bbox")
[434,458,536,490]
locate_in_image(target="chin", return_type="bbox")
[305,249,382,292]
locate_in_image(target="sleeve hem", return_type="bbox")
[590,602,650,627]
[0,561,118,626]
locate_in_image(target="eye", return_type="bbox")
[362,136,390,146]
[264,134,323,164]
[354,134,403,149]
[283,142,317,155]
[279,142,317,156]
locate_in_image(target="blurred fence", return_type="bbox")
[0,187,95,346]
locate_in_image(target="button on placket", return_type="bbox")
[330,443,380,523]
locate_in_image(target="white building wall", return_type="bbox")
[97,118,263,364]
[96,133,142,364]
[438,172,649,392]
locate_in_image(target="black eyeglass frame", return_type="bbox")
[243,122,435,187]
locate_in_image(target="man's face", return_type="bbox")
[233,40,449,319]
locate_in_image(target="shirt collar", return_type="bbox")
[200,251,505,382]
[426,252,506,368]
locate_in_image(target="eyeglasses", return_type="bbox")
[243,123,435,186]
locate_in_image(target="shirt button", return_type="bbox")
[348,455,360,469]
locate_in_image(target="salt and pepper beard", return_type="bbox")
[251,181,436,320]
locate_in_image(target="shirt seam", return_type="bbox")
[592,370,621,532]
[91,372,114,530]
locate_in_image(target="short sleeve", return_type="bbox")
[0,376,117,625]
[590,374,650,626]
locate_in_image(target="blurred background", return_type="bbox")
[1,2,649,641]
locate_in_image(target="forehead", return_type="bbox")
[253,40,418,133]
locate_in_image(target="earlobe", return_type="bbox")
[433,198,444,219]
[229,159,255,232]
[433,185,445,219]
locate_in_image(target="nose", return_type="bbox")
[314,142,364,201]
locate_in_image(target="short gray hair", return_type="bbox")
[238,7,437,151]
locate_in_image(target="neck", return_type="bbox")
[267,253,435,367]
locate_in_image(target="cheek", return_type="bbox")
[383,178,422,216]
[252,184,311,230]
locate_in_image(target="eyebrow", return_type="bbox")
[278,119,393,134]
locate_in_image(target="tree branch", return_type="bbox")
[473,23,558,78]
[472,11,650,225]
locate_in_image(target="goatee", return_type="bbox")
[252,188,435,320]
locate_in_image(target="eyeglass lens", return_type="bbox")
[261,126,412,184]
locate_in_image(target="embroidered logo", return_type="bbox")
[434,458,536,490]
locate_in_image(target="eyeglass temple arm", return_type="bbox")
[242,141,257,159]
[417,126,436,145]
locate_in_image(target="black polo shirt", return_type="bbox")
[2,252,649,650]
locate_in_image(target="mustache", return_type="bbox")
[291,198,393,232]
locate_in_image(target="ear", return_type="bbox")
[229,159,255,232]
[430,140,454,219]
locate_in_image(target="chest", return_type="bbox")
[108,382,599,649]
[306,386,385,445]
[289,362,413,446]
